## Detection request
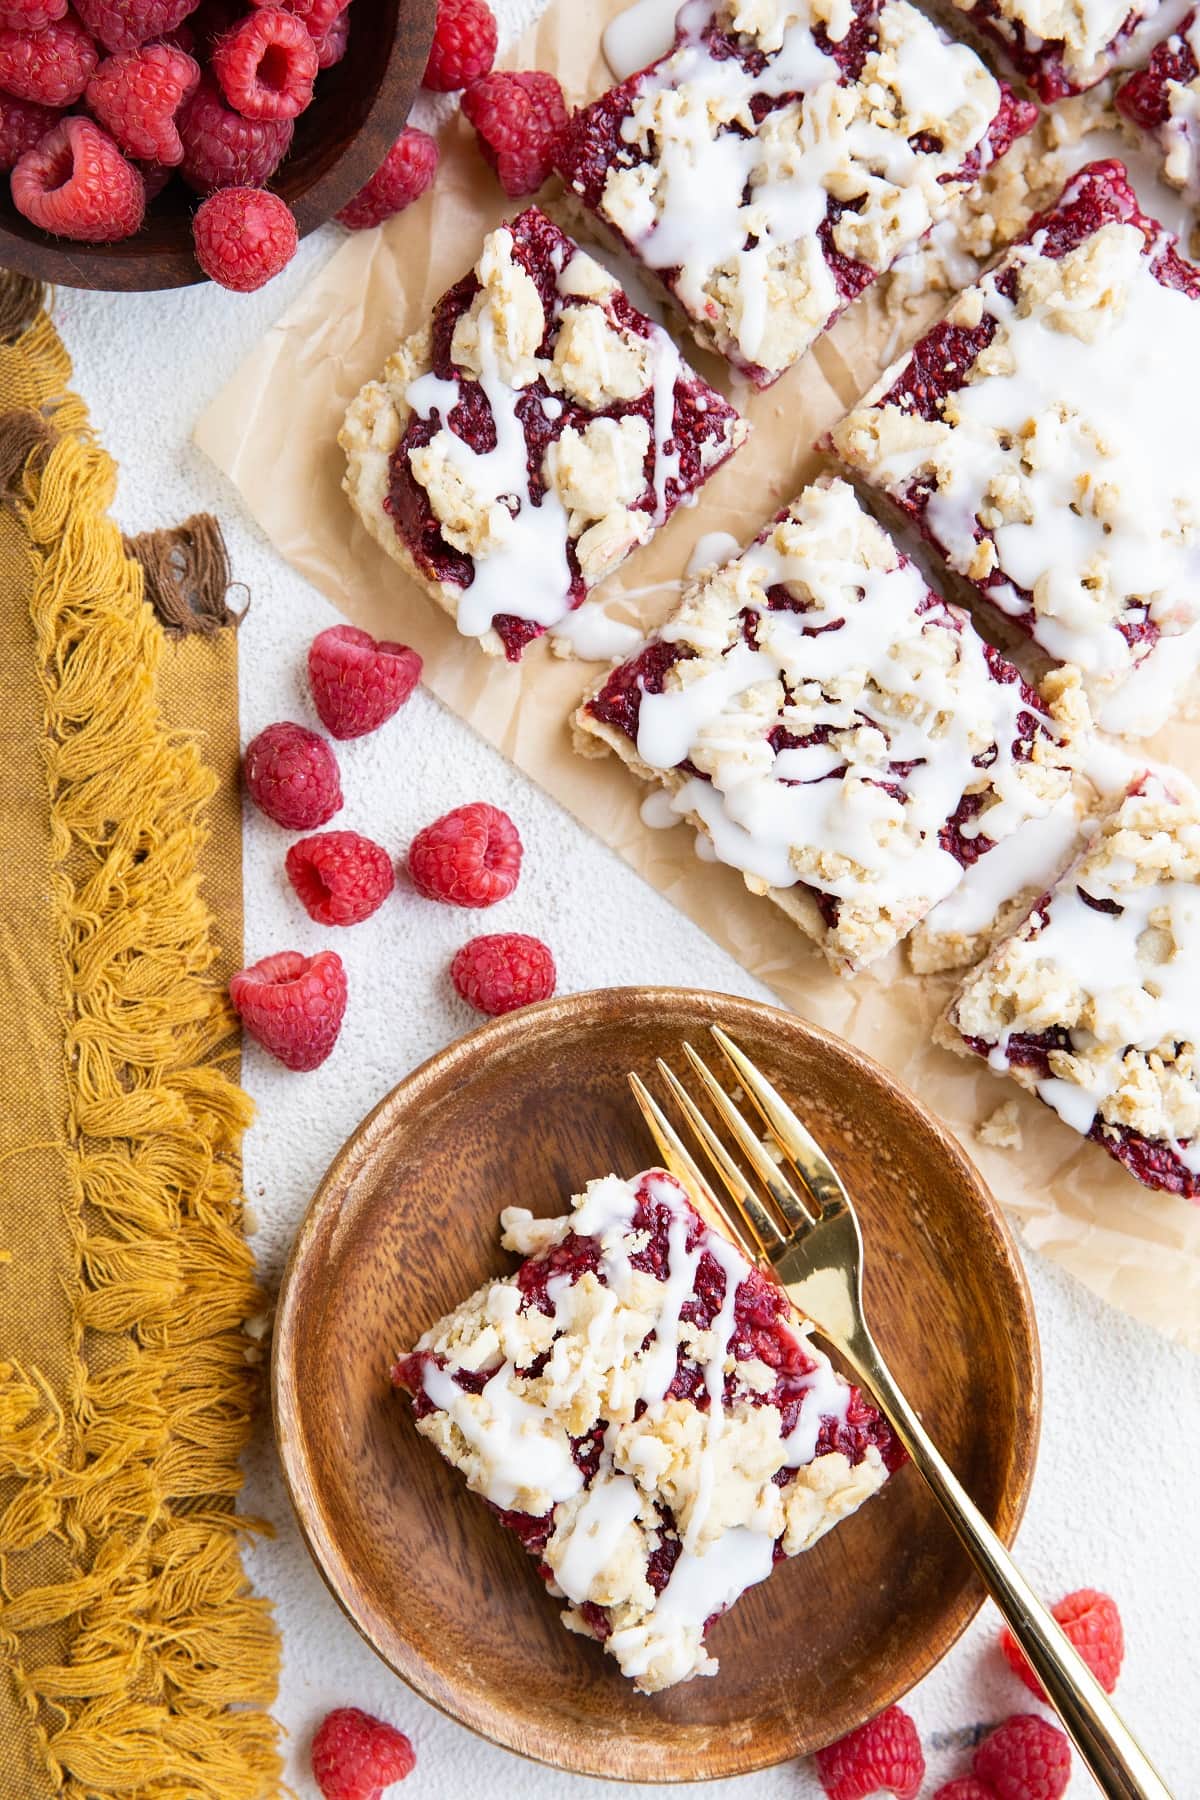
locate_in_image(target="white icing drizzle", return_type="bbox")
[919,791,1083,941]
[412,1168,877,1691]
[604,0,684,83]
[623,478,1075,956]
[578,0,1002,380]
[839,208,1200,736]
[554,599,644,661]
[687,528,742,575]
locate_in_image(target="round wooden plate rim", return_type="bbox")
[272,986,1041,1782]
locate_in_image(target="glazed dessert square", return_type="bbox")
[1116,14,1200,206]
[554,0,1036,389]
[946,0,1167,98]
[392,1169,898,1694]
[340,207,747,662]
[941,769,1200,1198]
[574,477,1086,976]
[831,161,1200,740]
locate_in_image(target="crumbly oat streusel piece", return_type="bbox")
[942,769,1200,1198]
[575,476,1087,976]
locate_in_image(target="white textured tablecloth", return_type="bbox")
[52,2,1200,1787]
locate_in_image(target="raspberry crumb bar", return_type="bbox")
[555,0,1036,388]
[340,207,746,663]
[947,0,1168,98]
[1116,14,1200,203]
[574,477,1085,975]
[832,161,1200,739]
[941,770,1200,1197]
[393,1169,899,1693]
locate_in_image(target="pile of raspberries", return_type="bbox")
[231,622,555,1072]
[0,0,565,291]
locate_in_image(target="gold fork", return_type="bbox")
[630,1026,1172,1800]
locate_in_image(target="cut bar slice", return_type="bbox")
[574,477,1086,976]
[340,206,747,662]
[831,161,1200,739]
[555,0,1036,388]
[948,0,1168,99]
[941,769,1200,1198]
[392,1168,900,1693]
[1116,13,1200,203]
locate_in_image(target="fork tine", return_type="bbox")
[680,1042,818,1232]
[710,1026,848,1216]
[627,1072,760,1261]
[655,1060,783,1258]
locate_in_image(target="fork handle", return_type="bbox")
[841,1325,1173,1800]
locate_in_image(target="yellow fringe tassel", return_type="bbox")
[0,327,282,1796]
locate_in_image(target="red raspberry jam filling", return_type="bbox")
[393,1174,901,1647]
[382,208,742,661]
[555,0,1035,384]
[1117,21,1199,129]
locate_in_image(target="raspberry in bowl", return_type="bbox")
[0,0,437,290]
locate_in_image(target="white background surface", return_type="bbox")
[53,0,1200,1788]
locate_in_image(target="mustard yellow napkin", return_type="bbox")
[0,277,281,1800]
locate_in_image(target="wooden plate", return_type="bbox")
[272,987,1040,1782]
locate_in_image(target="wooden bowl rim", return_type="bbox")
[272,985,1042,1781]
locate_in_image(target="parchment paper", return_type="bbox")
[195,0,1200,1350]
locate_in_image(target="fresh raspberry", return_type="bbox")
[249,0,347,36]
[87,43,199,165]
[461,69,566,197]
[423,0,495,91]
[211,5,317,119]
[815,1706,925,1800]
[307,624,422,738]
[138,156,172,197]
[450,932,556,1016]
[974,1716,1071,1800]
[311,4,345,65]
[0,13,97,105]
[0,93,60,170]
[185,0,241,51]
[335,125,438,229]
[74,0,199,53]
[0,0,66,29]
[178,71,293,192]
[1000,1588,1124,1700]
[12,114,144,239]
[407,802,521,908]
[192,183,298,290]
[932,1783,997,1800]
[285,831,395,926]
[230,949,347,1071]
[243,721,342,829]
[311,1707,415,1800]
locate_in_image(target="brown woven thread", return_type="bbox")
[0,409,53,499]
[0,273,47,346]
[124,512,248,636]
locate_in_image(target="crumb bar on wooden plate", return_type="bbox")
[392,1169,900,1693]
[941,769,1200,1197]
[555,0,1036,388]
[574,477,1086,975]
[340,207,746,661]
[831,161,1200,739]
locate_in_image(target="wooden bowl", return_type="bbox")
[0,0,438,291]
[272,988,1040,1783]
